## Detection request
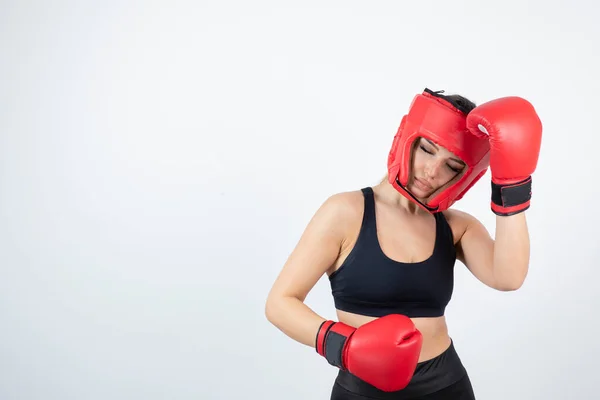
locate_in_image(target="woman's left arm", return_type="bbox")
[454,210,530,291]
[456,94,541,291]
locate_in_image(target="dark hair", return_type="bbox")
[424,88,476,115]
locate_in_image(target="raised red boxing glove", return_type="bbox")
[316,314,422,392]
[466,97,542,216]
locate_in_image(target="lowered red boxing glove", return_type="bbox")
[316,314,422,392]
[466,97,543,216]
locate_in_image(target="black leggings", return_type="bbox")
[330,341,476,400]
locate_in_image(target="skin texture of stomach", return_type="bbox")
[336,309,452,362]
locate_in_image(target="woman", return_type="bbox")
[265,88,542,399]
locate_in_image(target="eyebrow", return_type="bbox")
[424,139,466,165]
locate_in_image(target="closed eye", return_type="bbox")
[446,164,463,173]
[419,145,433,155]
[420,143,464,173]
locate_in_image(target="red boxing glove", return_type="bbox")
[466,97,542,216]
[316,314,422,392]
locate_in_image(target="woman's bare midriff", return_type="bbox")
[336,309,452,363]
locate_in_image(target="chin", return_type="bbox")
[407,184,432,199]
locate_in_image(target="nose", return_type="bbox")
[424,159,443,179]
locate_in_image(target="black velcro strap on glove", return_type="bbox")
[323,330,348,368]
[491,176,532,209]
[315,321,355,370]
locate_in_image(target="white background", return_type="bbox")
[1,1,599,399]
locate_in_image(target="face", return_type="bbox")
[408,137,466,199]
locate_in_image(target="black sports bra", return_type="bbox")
[328,187,457,318]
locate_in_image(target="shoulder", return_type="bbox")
[441,208,482,243]
[307,189,365,237]
[317,189,365,223]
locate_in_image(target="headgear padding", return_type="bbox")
[387,88,490,213]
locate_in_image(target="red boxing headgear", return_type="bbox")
[387,89,490,213]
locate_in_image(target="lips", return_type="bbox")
[414,177,433,191]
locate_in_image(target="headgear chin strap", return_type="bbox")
[387,88,490,213]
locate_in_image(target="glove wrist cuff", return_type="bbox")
[491,177,532,216]
[315,321,355,369]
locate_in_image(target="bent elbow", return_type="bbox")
[264,297,276,323]
[496,279,525,292]
[264,295,284,325]
[498,285,520,292]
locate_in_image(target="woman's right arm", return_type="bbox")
[265,193,352,348]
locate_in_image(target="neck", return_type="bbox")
[372,181,429,216]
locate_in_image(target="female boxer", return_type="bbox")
[265,88,542,399]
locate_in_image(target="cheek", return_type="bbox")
[438,168,459,185]
[411,151,425,171]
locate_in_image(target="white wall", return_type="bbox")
[1,1,598,399]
